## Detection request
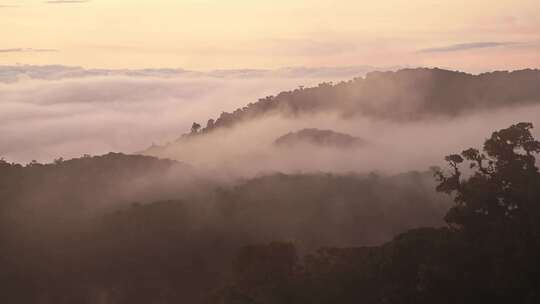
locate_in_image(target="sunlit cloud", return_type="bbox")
[418,42,514,53]
[0,65,385,163]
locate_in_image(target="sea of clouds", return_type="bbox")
[0,65,390,163]
[2,64,539,177]
[146,105,540,177]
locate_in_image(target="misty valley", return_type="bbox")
[1,68,540,304]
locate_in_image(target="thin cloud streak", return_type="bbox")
[0,48,59,53]
[418,42,513,53]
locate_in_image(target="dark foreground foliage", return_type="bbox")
[214,122,540,304]
[0,155,448,303]
[1,122,539,303]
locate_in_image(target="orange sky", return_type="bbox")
[0,0,539,71]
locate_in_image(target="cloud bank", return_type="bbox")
[3,64,538,177]
[0,65,391,83]
[0,65,387,164]
[146,105,540,177]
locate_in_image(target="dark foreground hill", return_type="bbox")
[0,152,450,303]
[211,122,540,304]
[1,122,540,303]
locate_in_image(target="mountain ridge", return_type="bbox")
[146,67,540,153]
[190,67,540,133]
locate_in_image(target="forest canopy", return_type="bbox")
[1,122,539,303]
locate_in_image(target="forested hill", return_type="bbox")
[1,152,450,303]
[274,128,365,148]
[0,153,192,216]
[191,68,540,134]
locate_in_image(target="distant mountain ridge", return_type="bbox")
[189,68,540,135]
[0,64,397,83]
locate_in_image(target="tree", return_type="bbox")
[206,119,215,130]
[433,122,540,303]
[191,122,201,134]
[434,122,540,233]
[220,242,300,304]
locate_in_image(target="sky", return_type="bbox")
[1,0,539,71]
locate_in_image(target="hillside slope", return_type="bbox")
[191,68,540,134]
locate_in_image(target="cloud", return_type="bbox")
[145,104,540,177]
[0,64,393,83]
[45,0,89,3]
[0,4,19,7]
[0,48,59,53]
[0,65,385,163]
[418,42,513,53]
[1,64,539,178]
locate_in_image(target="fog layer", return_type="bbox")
[146,104,540,176]
[0,65,386,163]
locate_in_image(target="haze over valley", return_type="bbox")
[2,1,540,303]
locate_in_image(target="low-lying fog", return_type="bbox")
[0,65,387,164]
[145,104,540,176]
[2,65,539,178]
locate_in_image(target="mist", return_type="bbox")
[4,0,540,300]
[145,102,540,177]
[3,66,540,303]
[4,65,538,178]
[0,65,387,163]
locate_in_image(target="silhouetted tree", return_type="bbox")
[191,122,201,134]
[206,119,215,130]
[434,122,540,302]
[434,122,540,235]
